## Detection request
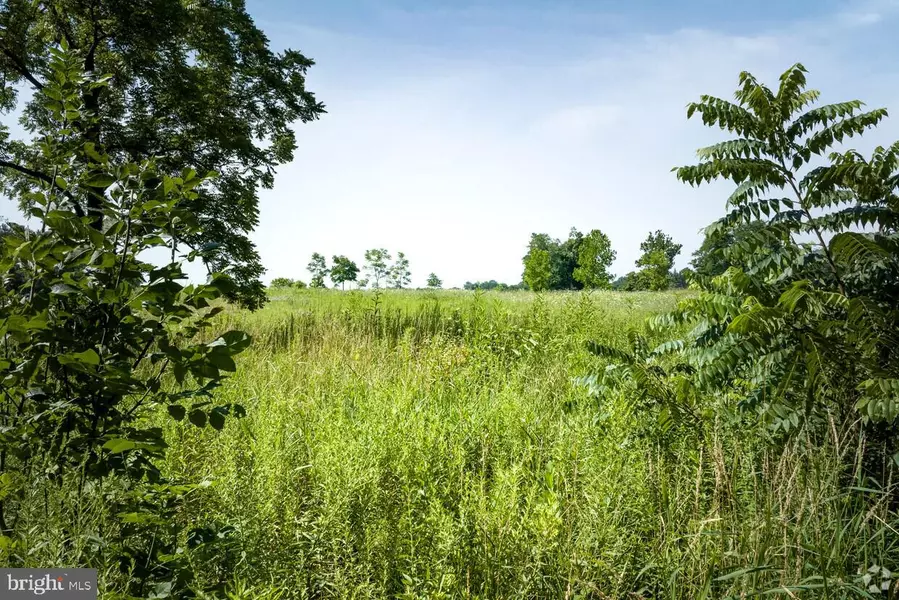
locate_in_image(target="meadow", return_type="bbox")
[119,289,896,598]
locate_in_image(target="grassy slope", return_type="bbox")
[155,289,893,598]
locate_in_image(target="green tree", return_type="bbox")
[573,229,616,289]
[270,277,295,287]
[307,253,329,288]
[690,220,774,283]
[0,0,324,310]
[589,63,899,440]
[631,230,682,291]
[388,252,411,289]
[363,249,391,289]
[426,273,442,288]
[330,255,359,290]
[523,248,551,291]
[0,45,250,594]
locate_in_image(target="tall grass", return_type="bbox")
[9,289,898,598]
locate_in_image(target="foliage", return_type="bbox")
[0,0,324,310]
[269,277,306,289]
[591,63,899,441]
[690,220,774,281]
[330,255,359,290]
[521,229,588,290]
[464,280,526,291]
[307,252,329,288]
[0,44,250,596]
[31,287,887,598]
[627,230,682,291]
[573,228,616,289]
[363,248,391,289]
[388,251,411,289]
[426,272,442,288]
[522,248,551,291]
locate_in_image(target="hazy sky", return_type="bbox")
[4,0,899,288]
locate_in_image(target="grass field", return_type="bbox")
[16,289,897,598]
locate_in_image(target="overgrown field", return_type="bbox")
[21,288,892,598]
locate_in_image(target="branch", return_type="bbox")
[0,48,44,90]
[0,159,85,217]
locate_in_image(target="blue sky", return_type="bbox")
[4,0,899,288]
[241,0,899,287]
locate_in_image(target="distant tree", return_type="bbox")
[388,252,411,289]
[270,277,295,288]
[426,273,442,288]
[294,280,307,289]
[521,228,586,290]
[364,249,391,289]
[523,248,552,291]
[558,228,585,290]
[573,229,616,289]
[612,275,630,290]
[307,253,329,288]
[357,278,369,289]
[463,280,524,291]
[330,255,359,290]
[631,230,682,291]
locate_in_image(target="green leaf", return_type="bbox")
[167,405,186,421]
[72,349,100,365]
[103,439,136,454]
[188,409,207,428]
[209,408,225,430]
[207,352,236,372]
[84,173,115,188]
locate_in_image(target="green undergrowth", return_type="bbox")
[12,289,897,598]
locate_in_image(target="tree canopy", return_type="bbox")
[0,0,325,309]
[388,251,411,289]
[307,253,329,288]
[330,255,359,289]
[573,229,616,289]
[363,248,391,289]
[590,62,899,439]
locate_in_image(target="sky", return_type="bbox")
[4,0,899,288]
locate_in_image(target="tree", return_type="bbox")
[363,249,391,289]
[521,229,587,290]
[330,255,359,290]
[690,220,773,282]
[573,229,616,289]
[0,0,325,310]
[631,230,682,291]
[426,273,442,288]
[270,277,295,287]
[357,278,369,289]
[307,253,329,288]
[0,46,250,595]
[523,248,551,291]
[589,63,899,443]
[389,252,411,289]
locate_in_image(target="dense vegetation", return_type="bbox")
[0,2,897,597]
[0,0,323,308]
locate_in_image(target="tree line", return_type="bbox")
[270,228,727,293]
[270,249,444,290]
[521,227,695,292]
